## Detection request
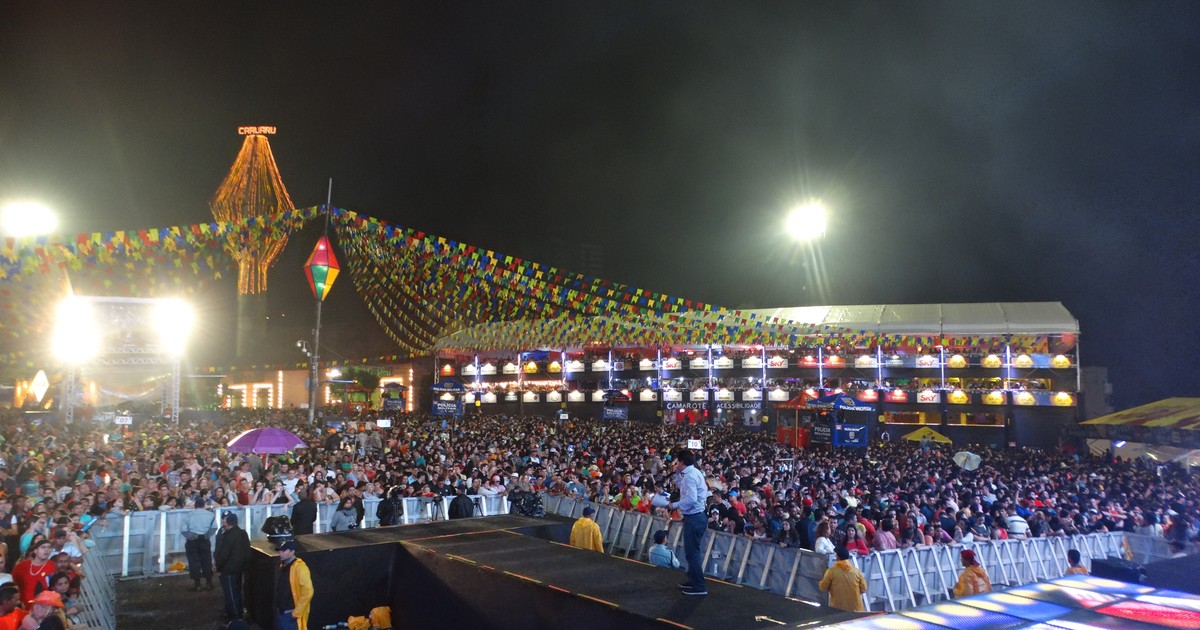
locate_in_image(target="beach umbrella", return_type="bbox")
[226,427,307,454]
[953,451,982,471]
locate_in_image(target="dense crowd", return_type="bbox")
[0,406,1196,623]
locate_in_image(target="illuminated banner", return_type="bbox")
[982,355,1002,368]
[716,401,761,411]
[835,423,868,447]
[947,354,967,368]
[639,358,656,371]
[690,357,709,370]
[800,355,818,367]
[767,355,788,369]
[504,392,518,401]
[524,362,538,374]
[661,357,682,370]
[462,364,478,376]
[1052,392,1076,406]
[854,355,877,368]
[463,393,475,404]
[916,355,938,368]
[742,356,763,369]
[1014,391,1036,406]
[663,389,683,402]
[714,388,734,401]
[480,363,497,375]
[666,402,707,410]
[546,391,562,403]
[567,390,586,402]
[522,391,539,402]
[566,360,585,373]
[1051,354,1072,369]
[1013,354,1034,368]
[984,390,1006,405]
[548,361,561,373]
[592,359,609,372]
[857,389,879,403]
[713,356,734,369]
[639,389,658,402]
[503,362,519,374]
[825,355,844,367]
[742,388,762,401]
[441,364,455,376]
[591,390,607,402]
[768,388,789,401]
[432,400,462,416]
[884,389,908,403]
[603,406,629,420]
[947,390,969,404]
[383,398,406,411]
[690,389,709,402]
[811,422,833,444]
[917,389,940,404]
[482,392,497,403]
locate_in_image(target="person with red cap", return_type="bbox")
[953,549,992,598]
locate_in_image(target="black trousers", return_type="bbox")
[220,572,244,617]
[185,536,213,581]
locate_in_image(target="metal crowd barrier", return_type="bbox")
[75,544,117,630]
[89,495,1185,616]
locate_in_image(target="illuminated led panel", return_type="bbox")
[827,616,950,630]
[1134,593,1200,613]
[899,602,1026,630]
[959,591,1074,622]
[1007,583,1125,609]
[1050,576,1155,596]
[1045,609,1168,629]
[1094,600,1200,629]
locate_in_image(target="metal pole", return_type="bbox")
[308,298,322,425]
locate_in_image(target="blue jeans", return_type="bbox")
[219,572,242,618]
[276,610,298,630]
[682,512,707,589]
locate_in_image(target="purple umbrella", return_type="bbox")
[226,427,308,454]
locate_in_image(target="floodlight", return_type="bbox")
[153,298,194,356]
[1,201,57,237]
[784,201,828,241]
[52,297,101,363]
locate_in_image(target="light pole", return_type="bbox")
[303,235,340,424]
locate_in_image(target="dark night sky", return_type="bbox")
[1,2,1198,408]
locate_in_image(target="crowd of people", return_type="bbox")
[0,406,1197,623]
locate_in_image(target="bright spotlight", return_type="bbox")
[1,201,57,237]
[52,297,101,363]
[328,368,342,379]
[785,201,827,241]
[154,299,194,356]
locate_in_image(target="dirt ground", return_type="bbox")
[115,572,264,630]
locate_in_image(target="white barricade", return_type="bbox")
[76,543,117,630]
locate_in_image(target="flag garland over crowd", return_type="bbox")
[0,205,1043,368]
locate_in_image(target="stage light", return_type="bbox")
[153,299,194,356]
[51,297,101,363]
[1113,440,1126,448]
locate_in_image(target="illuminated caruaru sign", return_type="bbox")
[238,126,277,135]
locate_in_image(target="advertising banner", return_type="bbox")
[602,406,629,420]
[432,400,462,416]
[811,422,833,444]
[382,398,406,411]
[835,423,869,447]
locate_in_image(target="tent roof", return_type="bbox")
[751,302,1078,336]
[901,426,954,443]
[1081,398,1200,430]
[434,301,1079,351]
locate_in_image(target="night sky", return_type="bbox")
[2,2,1198,408]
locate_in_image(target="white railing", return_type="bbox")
[90,494,1187,616]
[75,543,117,630]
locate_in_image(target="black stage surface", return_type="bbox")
[246,514,867,630]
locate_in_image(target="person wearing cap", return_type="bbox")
[669,447,710,596]
[11,539,54,608]
[648,530,680,569]
[214,511,251,621]
[24,591,66,629]
[818,546,868,612]
[180,496,216,591]
[569,506,604,553]
[953,549,992,598]
[448,482,474,520]
[275,539,313,630]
